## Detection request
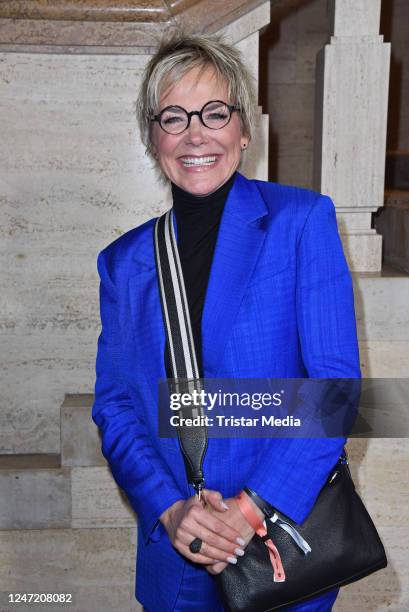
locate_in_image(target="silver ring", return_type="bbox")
[189,537,203,554]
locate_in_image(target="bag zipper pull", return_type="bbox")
[268,513,311,555]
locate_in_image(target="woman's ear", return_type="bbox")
[240,125,250,150]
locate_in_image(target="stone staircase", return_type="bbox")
[0,395,142,612]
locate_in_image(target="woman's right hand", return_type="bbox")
[159,491,246,566]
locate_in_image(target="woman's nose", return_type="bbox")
[185,114,207,144]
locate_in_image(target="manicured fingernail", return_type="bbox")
[220,500,229,510]
[235,548,245,556]
[236,537,245,546]
[227,556,238,564]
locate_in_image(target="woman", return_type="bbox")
[92,33,361,611]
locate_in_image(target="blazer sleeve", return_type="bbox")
[92,248,185,543]
[244,194,361,524]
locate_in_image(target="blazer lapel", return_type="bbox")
[128,173,269,392]
[127,213,180,401]
[201,172,268,377]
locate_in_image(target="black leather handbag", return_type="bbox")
[214,454,387,611]
[154,210,387,612]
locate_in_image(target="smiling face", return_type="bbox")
[150,64,249,196]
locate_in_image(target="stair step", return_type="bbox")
[71,466,136,529]
[0,466,71,529]
[0,527,140,612]
[0,454,60,470]
[61,394,105,467]
[0,464,135,530]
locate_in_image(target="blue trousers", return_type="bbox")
[143,559,340,611]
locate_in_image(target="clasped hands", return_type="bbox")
[160,489,264,575]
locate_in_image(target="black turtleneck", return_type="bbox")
[164,171,237,379]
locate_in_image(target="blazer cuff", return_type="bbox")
[137,489,185,545]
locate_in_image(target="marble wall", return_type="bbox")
[1,52,154,454]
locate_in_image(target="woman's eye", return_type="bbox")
[163,116,184,124]
[206,112,228,120]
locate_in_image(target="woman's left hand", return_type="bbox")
[201,491,263,575]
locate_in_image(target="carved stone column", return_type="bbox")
[314,0,391,272]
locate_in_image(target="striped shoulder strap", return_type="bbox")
[154,209,208,495]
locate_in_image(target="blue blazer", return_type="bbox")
[92,172,361,610]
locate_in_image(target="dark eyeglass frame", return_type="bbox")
[150,100,240,134]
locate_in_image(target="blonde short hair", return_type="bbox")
[136,32,257,162]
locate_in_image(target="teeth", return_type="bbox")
[182,156,217,166]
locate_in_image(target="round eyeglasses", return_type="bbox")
[150,100,240,135]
